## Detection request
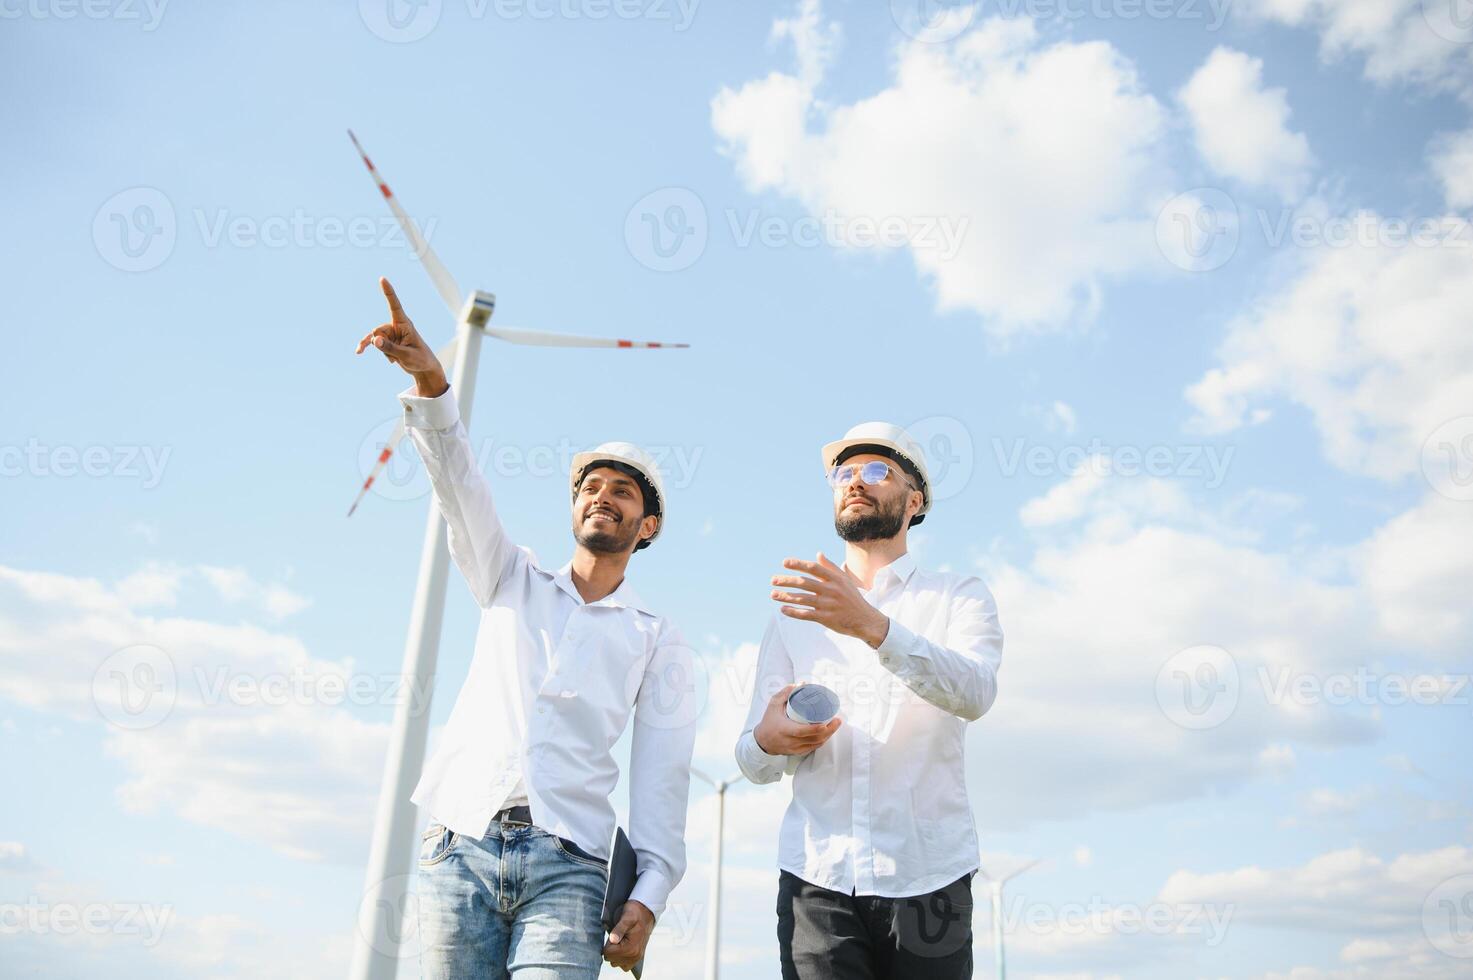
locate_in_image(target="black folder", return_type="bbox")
[601,826,645,978]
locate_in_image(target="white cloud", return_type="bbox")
[1178,47,1314,201]
[1429,128,1473,209]
[712,2,1171,334]
[1185,215,1473,481]
[199,565,311,620]
[1161,844,1472,930]
[0,562,381,861]
[1234,0,1473,99]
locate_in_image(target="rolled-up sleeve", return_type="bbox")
[874,577,1002,721]
[627,622,698,919]
[398,385,518,608]
[734,616,794,784]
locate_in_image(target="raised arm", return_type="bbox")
[356,278,517,606]
[872,577,1003,721]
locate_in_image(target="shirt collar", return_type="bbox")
[852,552,918,593]
[554,561,655,615]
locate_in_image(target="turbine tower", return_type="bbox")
[978,858,1038,980]
[689,767,745,980]
[344,130,688,980]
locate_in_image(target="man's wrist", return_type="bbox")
[862,612,891,649]
[413,370,449,398]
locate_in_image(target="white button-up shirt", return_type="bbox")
[735,553,1003,898]
[400,386,696,917]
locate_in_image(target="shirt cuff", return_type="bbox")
[629,868,673,921]
[739,729,786,773]
[398,384,459,431]
[874,617,918,673]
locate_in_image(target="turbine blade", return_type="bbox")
[347,416,405,517]
[348,129,463,319]
[484,325,690,349]
[348,336,461,517]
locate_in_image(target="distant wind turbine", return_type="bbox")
[978,858,1038,980]
[689,767,746,980]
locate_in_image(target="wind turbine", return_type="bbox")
[689,767,746,980]
[344,130,689,980]
[977,858,1038,980]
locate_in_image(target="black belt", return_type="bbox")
[494,804,534,826]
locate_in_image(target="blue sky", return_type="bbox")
[3,0,1472,975]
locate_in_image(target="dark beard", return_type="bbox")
[574,515,640,554]
[835,494,907,542]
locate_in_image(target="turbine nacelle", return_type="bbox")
[462,290,496,329]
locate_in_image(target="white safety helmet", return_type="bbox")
[569,441,666,550]
[820,421,931,526]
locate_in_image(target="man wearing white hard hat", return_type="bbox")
[356,278,696,977]
[735,421,1005,979]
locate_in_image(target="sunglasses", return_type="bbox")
[826,460,911,489]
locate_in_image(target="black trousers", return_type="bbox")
[776,869,974,979]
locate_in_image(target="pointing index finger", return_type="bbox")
[380,277,405,319]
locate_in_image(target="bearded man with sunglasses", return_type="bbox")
[734,421,1005,980]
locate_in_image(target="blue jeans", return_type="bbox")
[417,816,609,979]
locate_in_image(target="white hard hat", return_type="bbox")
[820,421,931,526]
[570,442,666,549]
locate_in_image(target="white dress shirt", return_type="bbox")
[735,553,1003,898]
[400,385,696,918]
